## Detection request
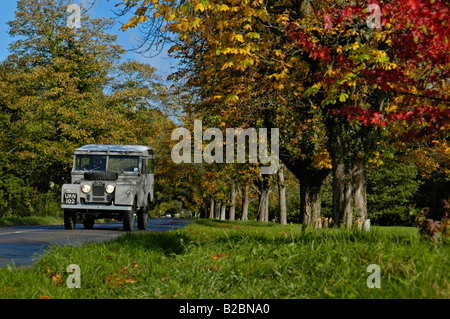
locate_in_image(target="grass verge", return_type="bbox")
[0,216,63,227]
[0,219,448,299]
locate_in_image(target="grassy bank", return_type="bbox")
[0,216,63,227]
[0,219,448,299]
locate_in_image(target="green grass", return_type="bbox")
[0,216,63,227]
[0,219,448,299]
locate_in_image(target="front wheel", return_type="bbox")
[137,204,148,230]
[64,210,76,230]
[123,201,137,231]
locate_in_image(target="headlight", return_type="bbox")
[81,184,91,193]
[105,185,115,194]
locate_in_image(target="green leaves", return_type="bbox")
[249,32,260,39]
[0,0,176,217]
[339,92,349,102]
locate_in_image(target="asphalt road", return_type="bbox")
[0,218,193,268]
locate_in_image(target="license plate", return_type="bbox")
[64,193,77,205]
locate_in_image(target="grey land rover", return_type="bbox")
[60,144,154,231]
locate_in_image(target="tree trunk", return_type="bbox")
[257,175,271,222]
[352,158,368,221]
[278,151,330,228]
[257,190,270,222]
[209,198,215,219]
[241,185,250,221]
[278,163,287,225]
[215,201,221,219]
[229,181,236,221]
[300,178,322,226]
[327,118,368,229]
[201,201,207,218]
[332,161,353,228]
[220,203,226,220]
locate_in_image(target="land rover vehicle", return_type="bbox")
[60,144,154,231]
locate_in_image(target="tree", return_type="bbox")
[116,0,333,225]
[118,0,449,228]
[285,0,449,227]
[278,163,287,225]
[0,0,176,216]
[367,161,422,226]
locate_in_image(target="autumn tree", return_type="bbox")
[116,0,330,225]
[117,0,449,228]
[286,0,449,226]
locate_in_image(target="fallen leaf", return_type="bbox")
[124,278,137,284]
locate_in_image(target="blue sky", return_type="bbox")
[0,0,179,77]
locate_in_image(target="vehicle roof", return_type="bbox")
[74,144,154,155]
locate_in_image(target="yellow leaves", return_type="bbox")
[192,17,202,27]
[382,62,397,70]
[313,149,332,170]
[137,15,148,24]
[220,47,239,55]
[274,83,284,90]
[233,33,244,43]
[168,44,181,54]
[221,61,234,70]
[194,2,205,12]
[226,94,239,103]
[268,68,289,81]
[276,13,290,25]
[351,42,360,51]
[368,151,383,167]
[217,4,229,11]
[164,12,177,21]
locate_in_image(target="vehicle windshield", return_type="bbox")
[74,155,140,172]
[108,156,139,172]
[75,155,106,171]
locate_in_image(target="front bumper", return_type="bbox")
[60,204,132,211]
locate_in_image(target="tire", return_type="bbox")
[84,171,118,181]
[123,200,137,231]
[137,204,148,230]
[64,210,76,230]
[83,216,95,229]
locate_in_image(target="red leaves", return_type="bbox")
[332,106,386,128]
[332,104,450,133]
[388,0,450,66]
[287,0,449,141]
[387,106,450,126]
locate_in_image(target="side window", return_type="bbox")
[148,158,155,174]
[142,159,147,174]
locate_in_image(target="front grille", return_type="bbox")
[93,197,105,202]
[93,185,104,196]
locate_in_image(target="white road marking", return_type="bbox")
[0,229,40,236]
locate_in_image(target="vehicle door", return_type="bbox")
[147,156,154,202]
